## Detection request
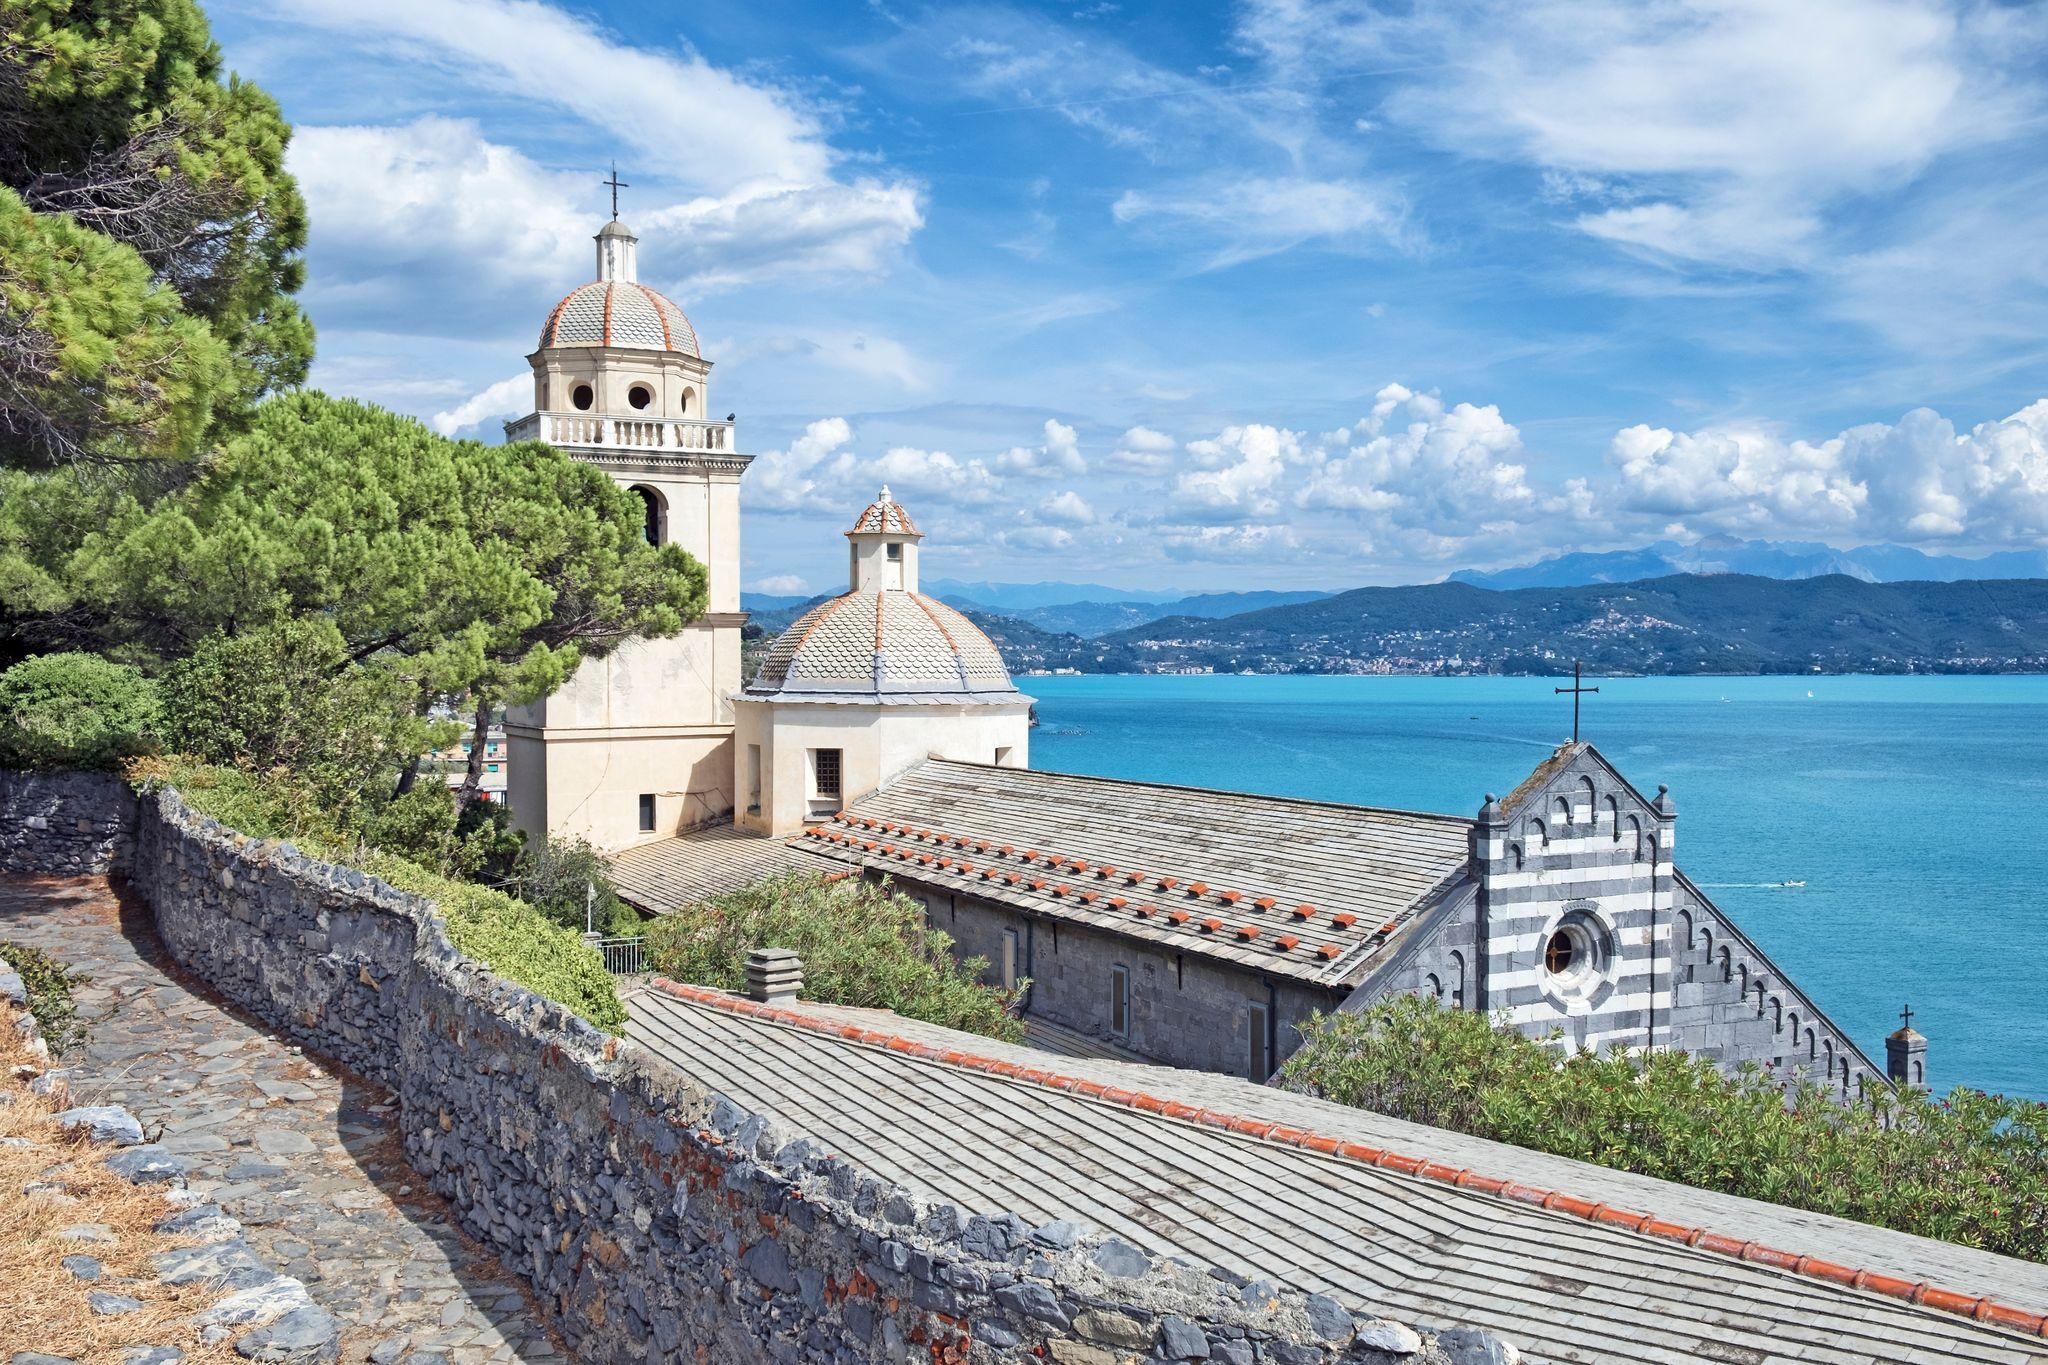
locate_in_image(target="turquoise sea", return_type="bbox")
[1025,673,2048,1102]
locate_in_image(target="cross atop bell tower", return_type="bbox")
[603,161,630,219]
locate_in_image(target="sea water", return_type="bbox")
[1026,673,2048,1101]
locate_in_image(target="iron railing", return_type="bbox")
[591,935,647,976]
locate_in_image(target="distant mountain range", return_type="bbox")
[740,587,1333,638]
[739,538,2048,676]
[1450,537,2048,590]
[968,574,2048,677]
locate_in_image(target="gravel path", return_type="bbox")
[0,874,571,1365]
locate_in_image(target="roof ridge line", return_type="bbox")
[921,757,1476,828]
[647,977,2048,1344]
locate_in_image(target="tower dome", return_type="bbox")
[536,218,701,356]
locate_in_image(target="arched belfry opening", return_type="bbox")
[630,485,666,546]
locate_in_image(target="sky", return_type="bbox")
[205,0,2048,595]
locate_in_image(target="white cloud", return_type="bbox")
[1042,490,1098,524]
[291,119,922,331]
[1112,175,1407,268]
[750,574,811,595]
[432,372,530,436]
[994,525,1077,552]
[1240,0,2040,268]
[1610,398,2048,544]
[996,419,1087,476]
[1301,384,1538,527]
[852,445,1004,504]
[1176,424,1299,515]
[277,0,831,188]
[748,418,857,513]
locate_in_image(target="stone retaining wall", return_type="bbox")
[132,787,1512,1364]
[0,769,137,876]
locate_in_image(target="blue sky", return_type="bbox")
[207,0,2048,594]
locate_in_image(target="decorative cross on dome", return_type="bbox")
[1900,1002,1914,1031]
[603,161,630,220]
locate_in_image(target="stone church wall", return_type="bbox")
[0,768,137,876]
[129,785,1492,1364]
[1667,873,1880,1096]
[1475,747,1672,1054]
[911,880,1337,1079]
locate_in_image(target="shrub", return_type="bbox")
[0,653,158,770]
[136,757,624,1032]
[509,834,638,937]
[0,941,88,1054]
[644,873,1022,1041]
[158,621,444,829]
[1280,994,2048,1263]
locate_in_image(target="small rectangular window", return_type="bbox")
[994,746,1012,766]
[1246,1004,1270,1083]
[637,793,656,832]
[487,763,499,773]
[886,542,902,561]
[1110,965,1129,1038]
[746,744,762,815]
[1000,928,1021,990]
[810,748,842,800]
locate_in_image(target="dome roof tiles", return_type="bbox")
[748,591,1021,705]
[540,281,700,356]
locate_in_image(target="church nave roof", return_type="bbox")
[795,757,1475,987]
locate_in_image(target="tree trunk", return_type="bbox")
[391,680,436,798]
[456,697,491,807]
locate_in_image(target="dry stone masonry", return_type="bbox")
[0,770,136,876]
[124,785,1517,1364]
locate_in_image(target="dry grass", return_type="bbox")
[0,1005,240,1364]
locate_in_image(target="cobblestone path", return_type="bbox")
[0,874,572,1365]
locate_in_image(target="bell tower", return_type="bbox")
[502,204,751,850]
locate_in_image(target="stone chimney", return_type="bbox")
[1886,1005,1928,1093]
[745,947,804,1004]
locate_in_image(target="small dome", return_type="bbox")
[748,591,1020,704]
[848,486,919,537]
[539,281,700,356]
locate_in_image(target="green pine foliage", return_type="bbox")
[0,0,311,465]
[57,392,705,692]
[142,756,624,1031]
[643,873,1024,1041]
[0,650,158,768]
[0,185,231,464]
[1280,995,2048,1263]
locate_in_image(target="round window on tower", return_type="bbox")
[571,383,595,411]
[628,384,653,410]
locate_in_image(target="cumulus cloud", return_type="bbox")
[997,420,1087,476]
[1176,425,1299,515]
[750,574,811,595]
[748,418,857,513]
[292,119,922,333]
[1042,490,1098,524]
[1610,399,2048,543]
[432,372,530,436]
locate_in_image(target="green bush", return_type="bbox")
[158,621,445,830]
[0,652,159,770]
[509,833,638,936]
[644,873,1022,1041]
[1281,994,2048,1263]
[139,757,624,1032]
[0,940,89,1054]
